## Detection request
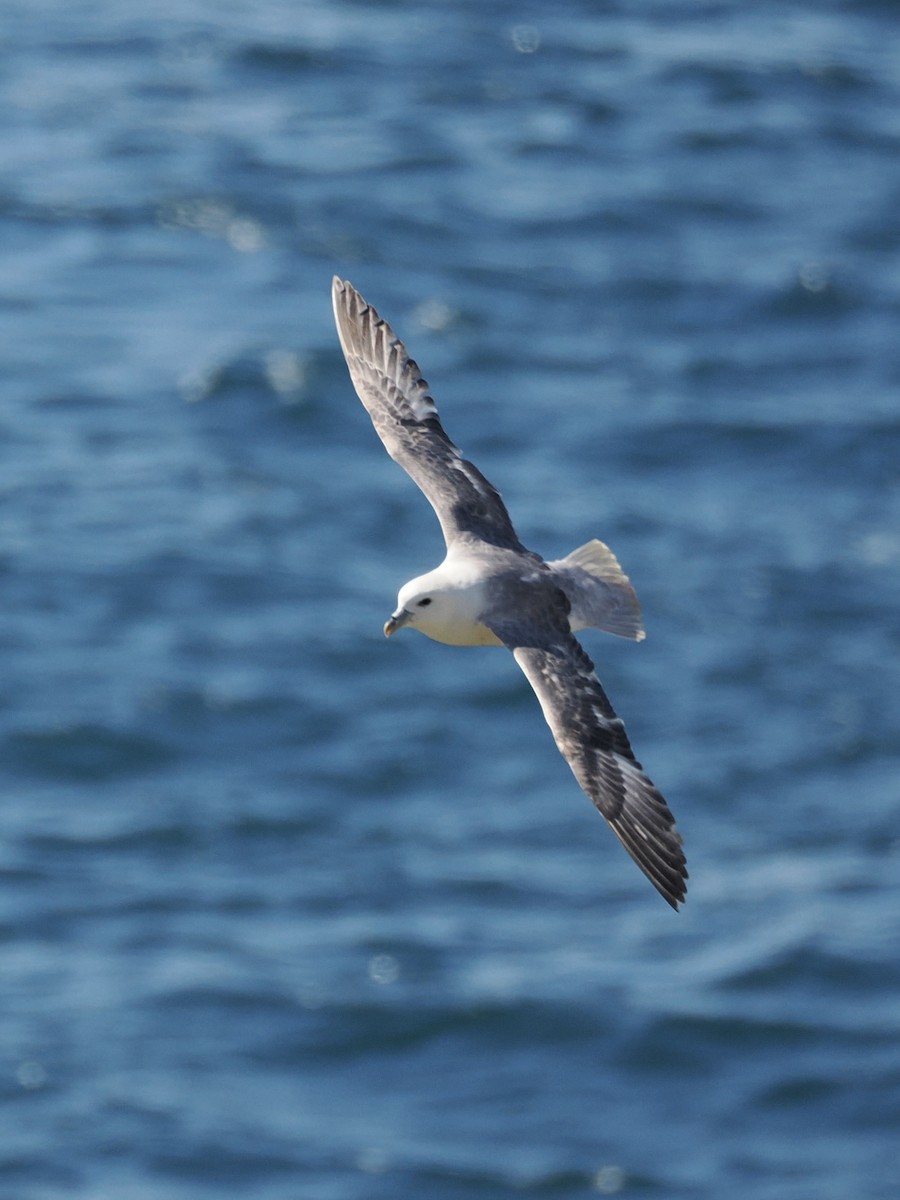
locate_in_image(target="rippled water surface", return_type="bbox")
[2,2,899,1197]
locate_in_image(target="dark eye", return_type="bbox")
[417,597,432,607]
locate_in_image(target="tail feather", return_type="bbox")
[548,539,645,641]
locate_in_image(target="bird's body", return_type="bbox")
[332,277,687,908]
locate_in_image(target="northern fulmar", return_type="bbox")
[332,277,687,908]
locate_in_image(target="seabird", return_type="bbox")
[332,277,687,908]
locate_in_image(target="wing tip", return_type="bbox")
[332,275,355,323]
[332,276,376,361]
[606,790,688,910]
[637,848,688,911]
[646,822,688,910]
[651,841,688,910]
[660,870,688,910]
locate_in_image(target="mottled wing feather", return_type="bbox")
[486,591,687,909]
[332,277,523,551]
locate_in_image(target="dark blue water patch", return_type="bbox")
[5,722,178,782]
[23,817,208,862]
[233,39,336,77]
[723,940,900,998]
[619,1009,829,1074]
[284,996,609,1065]
[757,271,866,321]
[0,1156,81,1196]
[755,1073,842,1107]
[148,1130,317,1188]
[662,53,882,110]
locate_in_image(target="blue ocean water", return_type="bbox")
[2,1,899,1196]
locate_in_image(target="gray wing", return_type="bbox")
[485,589,687,909]
[332,277,524,551]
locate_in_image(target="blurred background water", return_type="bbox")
[2,1,899,1197]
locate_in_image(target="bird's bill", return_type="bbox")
[383,609,411,637]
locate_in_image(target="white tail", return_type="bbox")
[548,539,645,641]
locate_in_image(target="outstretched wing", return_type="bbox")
[486,591,687,909]
[332,277,524,551]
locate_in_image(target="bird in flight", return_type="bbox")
[332,278,687,908]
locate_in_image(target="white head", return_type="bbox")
[383,569,451,637]
[382,566,496,647]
